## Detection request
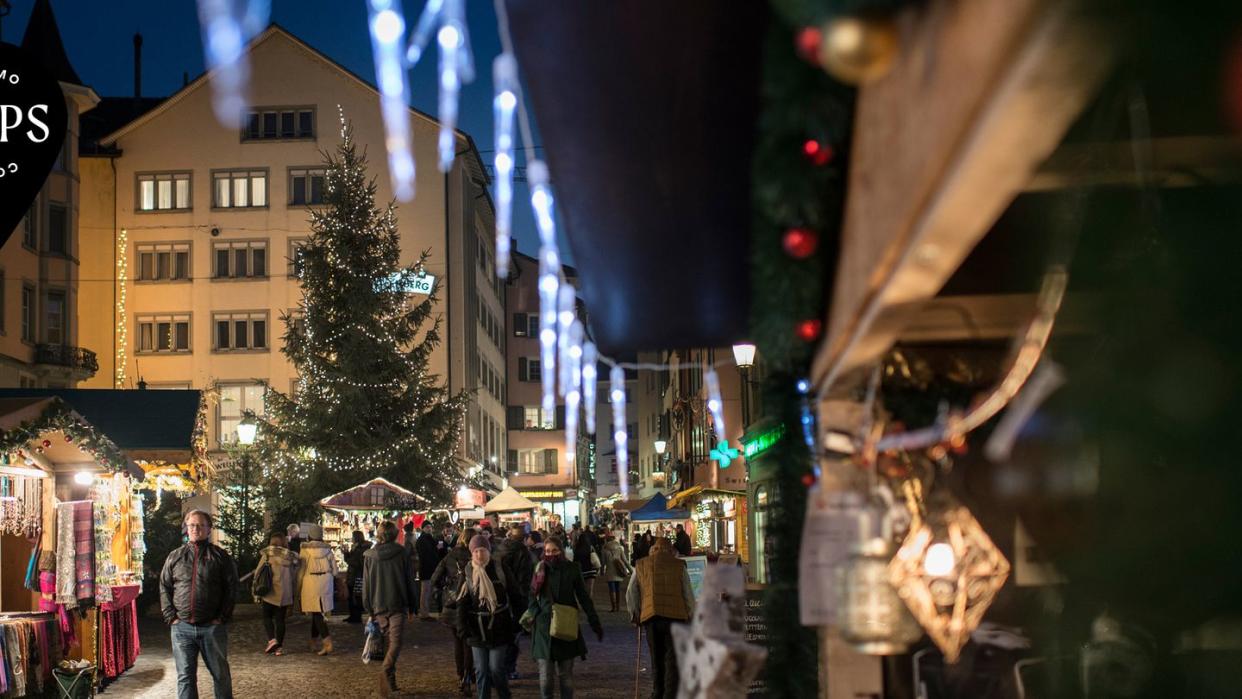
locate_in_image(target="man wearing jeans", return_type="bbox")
[160,510,239,699]
[363,520,417,697]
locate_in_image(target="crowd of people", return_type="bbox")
[159,512,695,699]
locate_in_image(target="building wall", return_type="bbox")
[0,82,97,388]
[76,30,499,461]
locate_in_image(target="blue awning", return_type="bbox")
[629,492,689,521]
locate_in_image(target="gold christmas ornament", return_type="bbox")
[817,15,900,85]
[888,501,1010,662]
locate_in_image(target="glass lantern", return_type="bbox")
[837,536,924,655]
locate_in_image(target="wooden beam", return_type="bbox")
[812,0,1114,394]
[1027,136,1242,191]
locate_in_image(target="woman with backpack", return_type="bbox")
[522,535,603,699]
[456,535,517,699]
[432,527,477,696]
[253,533,299,655]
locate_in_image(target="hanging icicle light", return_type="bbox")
[705,368,727,444]
[564,321,584,465]
[366,0,416,201]
[610,365,629,498]
[529,160,560,414]
[557,285,576,397]
[436,0,474,172]
[493,52,518,278]
[583,342,598,435]
[196,0,268,128]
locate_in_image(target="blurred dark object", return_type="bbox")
[504,1,767,355]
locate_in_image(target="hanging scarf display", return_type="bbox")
[0,614,63,698]
[55,504,77,607]
[72,500,95,602]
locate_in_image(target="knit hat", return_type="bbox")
[469,534,489,552]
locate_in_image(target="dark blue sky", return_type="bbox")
[2,0,547,259]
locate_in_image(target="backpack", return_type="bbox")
[252,561,273,597]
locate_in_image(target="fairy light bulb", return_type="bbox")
[583,342,598,434]
[610,364,629,497]
[924,543,956,577]
[493,52,518,278]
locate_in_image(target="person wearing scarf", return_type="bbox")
[457,535,516,699]
[523,535,603,699]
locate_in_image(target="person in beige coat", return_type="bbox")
[600,534,633,612]
[254,533,299,655]
[298,524,338,654]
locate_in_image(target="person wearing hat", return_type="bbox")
[297,523,338,654]
[456,534,517,698]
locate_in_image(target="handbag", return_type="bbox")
[550,603,579,641]
[252,562,273,597]
[589,550,601,570]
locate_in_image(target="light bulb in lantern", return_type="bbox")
[74,471,94,486]
[654,440,667,455]
[924,542,956,576]
[732,343,757,369]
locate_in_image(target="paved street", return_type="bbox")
[103,585,647,698]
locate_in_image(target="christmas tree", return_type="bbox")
[259,122,469,522]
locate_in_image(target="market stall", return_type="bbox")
[513,487,582,531]
[319,477,429,566]
[627,492,690,542]
[668,487,748,560]
[482,487,537,528]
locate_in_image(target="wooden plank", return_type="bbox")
[1027,136,1242,191]
[812,0,1114,394]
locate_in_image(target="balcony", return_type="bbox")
[34,344,99,377]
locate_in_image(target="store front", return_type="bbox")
[668,486,748,560]
[741,421,784,583]
[515,487,582,530]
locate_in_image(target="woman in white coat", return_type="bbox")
[298,524,338,654]
[255,533,299,655]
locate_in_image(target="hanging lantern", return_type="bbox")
[837,536,923,654]
[888,496,1009,663]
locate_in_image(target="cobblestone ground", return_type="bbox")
[103,583,650,698]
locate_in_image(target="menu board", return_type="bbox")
[683,556,709,599]
[745,585,769,696]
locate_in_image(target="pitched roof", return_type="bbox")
[20,0,82,86]
[80,97,165,154]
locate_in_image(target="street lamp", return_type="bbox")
[235,411,257,556]
[732,343,757,427]
[653,440,667,456]
[236,413,258,445]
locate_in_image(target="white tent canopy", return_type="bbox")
[483,486,538,514]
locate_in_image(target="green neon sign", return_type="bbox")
[742,424,786,459]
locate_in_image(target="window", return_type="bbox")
[137,172,191,211]
[136,313,190,353]
[44,291,65,344]
[212,170,267,208]
[289,168,326,205]
[512,312,539,337]
[518,357,541,382]
[136,243,191,282]
[18,374,36,388]
[22,206,36,248]
[217,382,266,445]
[20,285,34,342]
[243,107,315,140]
[213,240,267,279]
[516,448,559,475]
[47,204,67,255]
[213,311,268,351]
[524,406,555,430]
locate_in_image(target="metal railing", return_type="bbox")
[34,344,99,375]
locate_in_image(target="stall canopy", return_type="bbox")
[320,477,426,511]
[484,486,537,514]
[630,492,690,522]
[666,486,747,510]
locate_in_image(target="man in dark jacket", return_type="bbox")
[494,523,535,679]
[674,524,693,556]
[160,509,239,699]
[363,520,416,698]
[416,521,440,619]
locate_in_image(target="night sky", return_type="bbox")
[2,0,548,259]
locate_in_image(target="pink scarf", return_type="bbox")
[531,553,563,597]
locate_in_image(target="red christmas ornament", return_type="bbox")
[782,227,819,259]
[796,318,823,343]
[802,139,834,166]
[64,435,73,442]
[795,26,823,64]
[42,439,51,448]
[801,473,817,488]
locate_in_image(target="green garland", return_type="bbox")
[0,398,130,473]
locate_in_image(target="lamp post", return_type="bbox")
[732,343,757,428]
[236,412,257,554]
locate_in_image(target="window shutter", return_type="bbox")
[544,448,558,474]
[518,357,528,382]
[506,406,523,430]
[513,313,525,336]
[507,449,518,473]
[555,405,566,430]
